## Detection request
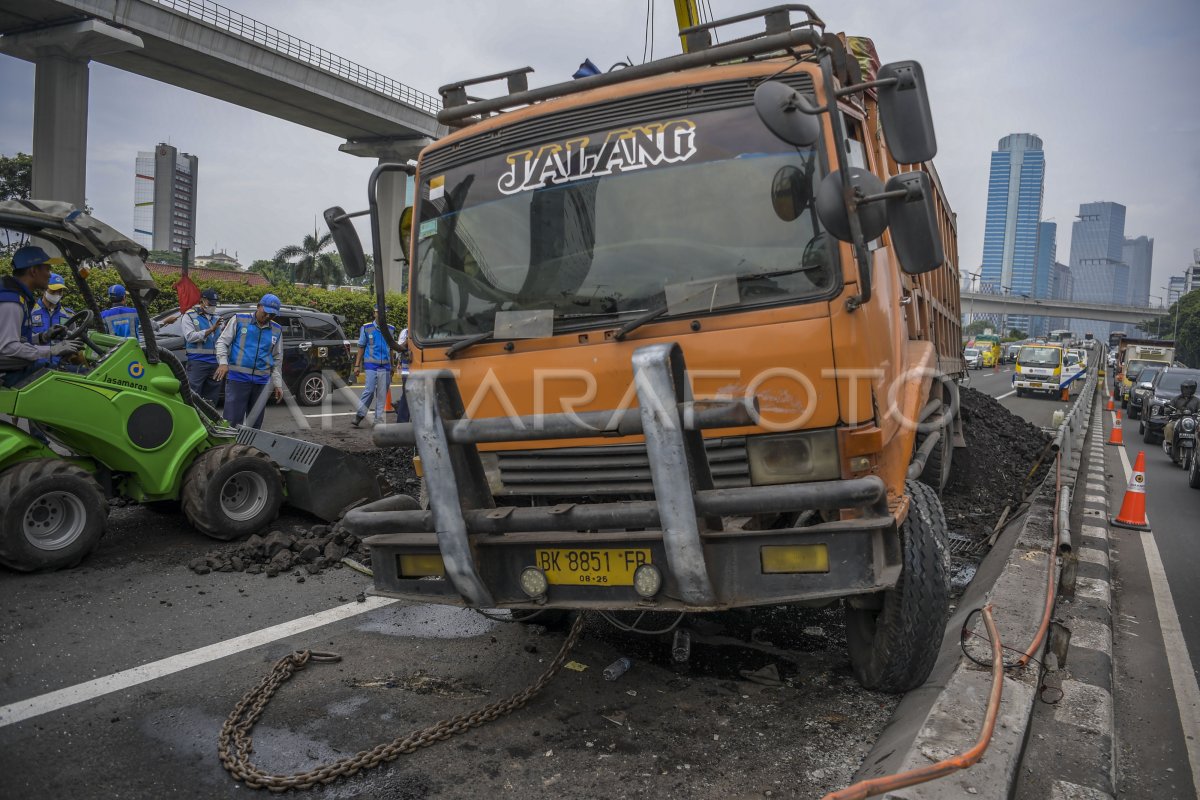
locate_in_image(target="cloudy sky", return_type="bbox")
[1,0,1197,297]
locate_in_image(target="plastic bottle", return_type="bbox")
[603,656,632,681]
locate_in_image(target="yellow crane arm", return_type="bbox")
[673,0,701,52]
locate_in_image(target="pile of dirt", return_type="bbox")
[941,386,1053,542]
[187,445,421,579]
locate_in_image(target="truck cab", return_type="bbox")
[1013,343,1067,398]
[333,6,964,693]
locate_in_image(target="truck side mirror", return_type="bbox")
[884,172,944,274]
[815,167,888,242]
[323,206,368,279]
[877,61,937,165]
[754,81,821,147]
[398,206,414,256]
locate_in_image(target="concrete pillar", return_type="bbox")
[375,165,410,294]
[31,55,89,207]
[338,137,433,295]
[0,20,143,208]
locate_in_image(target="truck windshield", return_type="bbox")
[411,106,836,343]
[1019,347,1060,367]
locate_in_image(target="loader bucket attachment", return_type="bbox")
[233,428,385,521]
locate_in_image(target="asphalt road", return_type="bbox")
[970,363,1200,797]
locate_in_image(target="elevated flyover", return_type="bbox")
[0,0,444,284]
[961,291,1169,326]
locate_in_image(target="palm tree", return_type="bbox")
[274,229,344,287]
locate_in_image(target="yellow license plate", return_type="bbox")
[535,548,651,586]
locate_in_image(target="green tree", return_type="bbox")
[250,258,291,286]
[1173,290,1200,368]
[274,229,344,286]
[0,152,32,201]
[147,249,182,266]
[1007,328,1027,339]
[964,320,996,336]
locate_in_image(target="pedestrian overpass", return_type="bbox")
[961,292,1169,326]
[0,0,445,286]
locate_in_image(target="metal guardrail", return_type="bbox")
[148,0,440,114]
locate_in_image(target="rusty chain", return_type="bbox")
[218,612,585,792]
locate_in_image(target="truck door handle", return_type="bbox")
[298,342,312,352]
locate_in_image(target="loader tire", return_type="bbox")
[182,444,282,541]
[0,459,108,572]
[845,480,951,693]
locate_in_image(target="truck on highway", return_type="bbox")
[332,5,965,693]
[1013,343,1074,399]
[974,333,1001,368]
[1117,338,1175,407]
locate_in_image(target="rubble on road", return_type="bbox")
[187,523,371,577]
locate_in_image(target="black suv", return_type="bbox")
[1142,367,1200,444]
[154,304,355,405]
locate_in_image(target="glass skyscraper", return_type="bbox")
[980,134,1046,333]
[1029,221,1057,336]
[1068,201,1127,339]
[133,143,198,254]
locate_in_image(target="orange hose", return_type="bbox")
[821,605,1005,800]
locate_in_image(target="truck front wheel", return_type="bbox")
[844,480,951,693]
[182,444,283,540]
[0,459,108,572]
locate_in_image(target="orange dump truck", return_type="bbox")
[333,6,964,692]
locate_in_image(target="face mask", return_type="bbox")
[45,291,63,305]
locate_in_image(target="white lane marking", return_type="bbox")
[304,411,359,418]
[997,390,1016,400]
[0,596,399,728]
[1115,446,1200,791]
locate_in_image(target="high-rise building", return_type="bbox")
[1049,261,1073,333]
[1029,221,1057,336]
[1068,201,1128,339]
[133,143,198,254]
[1168,275,1187,305]
[1185,248,1200,295]
[1122,235,1153,307]
[980,133,1046,333]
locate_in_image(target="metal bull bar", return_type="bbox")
[344,343,889,607]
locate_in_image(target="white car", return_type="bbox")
[963,347,983,369]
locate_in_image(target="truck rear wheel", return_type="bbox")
[0,459,108,572]
[915,401,952,494]
[845,480,950,693]
[182,444,283,541]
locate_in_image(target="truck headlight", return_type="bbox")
[747,430,840,485]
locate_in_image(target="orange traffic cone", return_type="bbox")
[1107,410,1124,446]
[1106,395,1114,411]
[384,388,394,413]
[1111,450,1151,531]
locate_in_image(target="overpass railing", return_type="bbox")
[150,0,440,114]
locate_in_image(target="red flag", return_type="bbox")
[176,274,200,312]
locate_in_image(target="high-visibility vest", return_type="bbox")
[30,301,74,367]
[101,305,140,338]
[0,277,35,346]
[226,313,282,384]
[184,308,220,363]
[359,322,395,369]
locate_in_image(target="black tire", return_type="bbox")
[915,403,952,494]
[1139,420,1145,436]
[143,499,182,514]
[1189,448,1200,489]
[1180,446,1194,473]
[182,444,283,541]
[0,459,108,572]
[1129,405,1139,421]
[845,480,950,693]
[1015,388,1025,398]
[296,372,330,407]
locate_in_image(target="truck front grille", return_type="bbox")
[491,437,751,497]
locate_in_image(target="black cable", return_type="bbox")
[958,608,1063,705]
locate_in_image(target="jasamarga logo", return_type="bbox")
[497,119,697,195]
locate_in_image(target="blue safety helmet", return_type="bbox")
[259,293,281,314]
[12,245,51,271]
[108,284,127,301]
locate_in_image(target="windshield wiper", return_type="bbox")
[613,302,669,341]
[445,330,494,358]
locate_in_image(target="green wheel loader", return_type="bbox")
[0,200,383,571]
